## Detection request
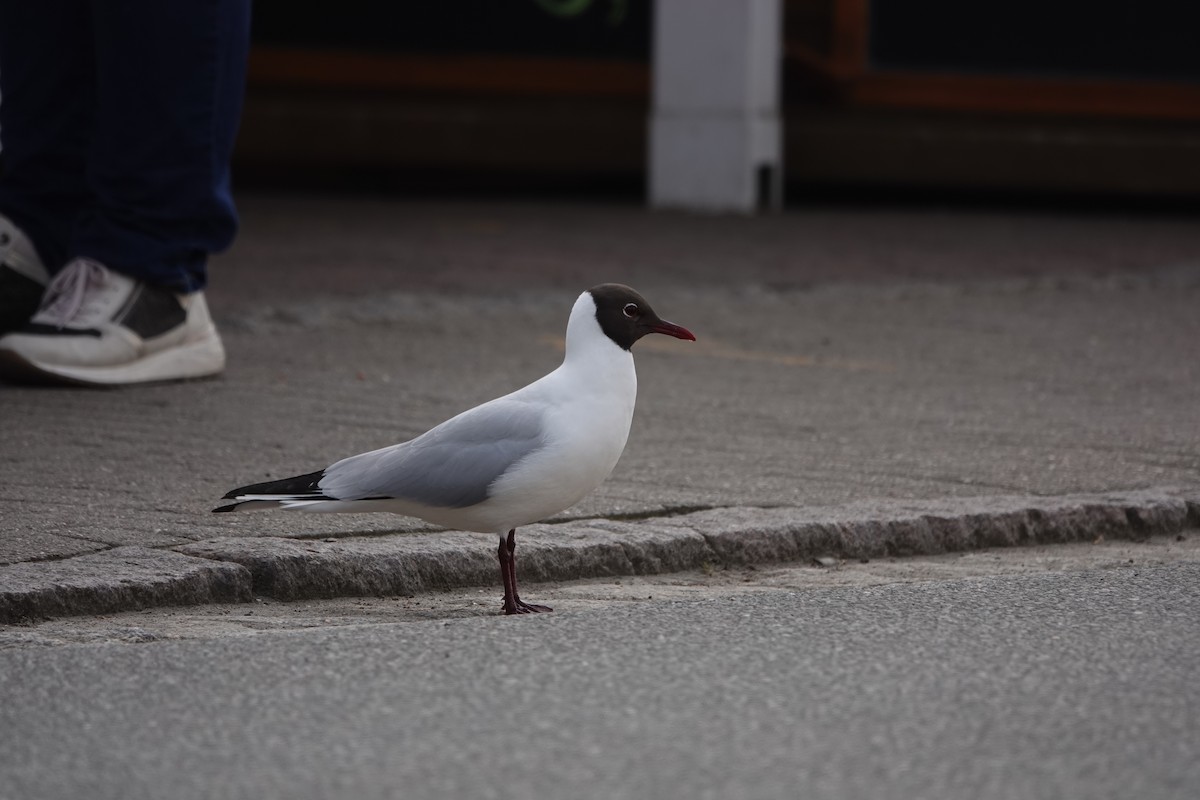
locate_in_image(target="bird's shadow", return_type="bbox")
[283,524,471,541]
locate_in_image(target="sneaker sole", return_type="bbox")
[0,335,225,387]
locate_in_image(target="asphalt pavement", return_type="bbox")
[1,193,1199,620]
[2,561,1197,800]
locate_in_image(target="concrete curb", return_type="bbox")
[2,490,1196,622]
[176,519,714,601]
[0,548,253,624]
[660,490,1199,565]
[175,490,1198,602]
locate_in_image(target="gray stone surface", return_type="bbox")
[0,547,252,623]
[0,531,108,566]
[168,491,1198,603]
[2,194,1199,618]
[672,491,1200,563]
[6,533,1199,648]
[175,521,711,601]
[178,532,499,601]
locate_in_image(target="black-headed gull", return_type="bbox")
[214,284,695,614]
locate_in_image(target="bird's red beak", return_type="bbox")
[650,319,696,341]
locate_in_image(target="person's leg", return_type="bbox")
[0,0,94,271]
[0,0,248,384]
[75,0,251,292]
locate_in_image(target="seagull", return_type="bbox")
[214,284,695,614]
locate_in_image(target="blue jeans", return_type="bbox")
[0,0,250,292]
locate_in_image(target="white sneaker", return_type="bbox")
[0,258,225,386]
[0,213,51,334]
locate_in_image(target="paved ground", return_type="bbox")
[6,532,1197,648]
[1,193,1198,619]
[3,558,1198,800]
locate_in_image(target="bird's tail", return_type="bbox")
[213,469,330,513]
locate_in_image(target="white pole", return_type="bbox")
[649,0,783,213]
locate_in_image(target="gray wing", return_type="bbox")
[318,398,545,509]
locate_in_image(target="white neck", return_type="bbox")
[563,291,632,366]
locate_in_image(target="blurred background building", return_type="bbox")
[237,0,1200,203]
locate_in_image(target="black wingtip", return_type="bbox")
[212,503,239,513]
[221,470,326,501]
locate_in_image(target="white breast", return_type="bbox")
[446,292,639,533]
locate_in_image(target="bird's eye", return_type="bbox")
[623,303,639,318]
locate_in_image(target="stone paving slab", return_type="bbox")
[3,490,1196,623]
[0,547,253,624]
[154,489,1197,603]
[0,531,109,566]
[664,490,1199,564]
[3,197,1200,624]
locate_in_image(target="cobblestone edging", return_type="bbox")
[2,489,1196,622]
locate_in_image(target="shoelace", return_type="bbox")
[38,258,111,329]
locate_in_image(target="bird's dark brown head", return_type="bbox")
[588,283,696,351]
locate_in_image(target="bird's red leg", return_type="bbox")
[499,528,552,615]
[498,532,520,615]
